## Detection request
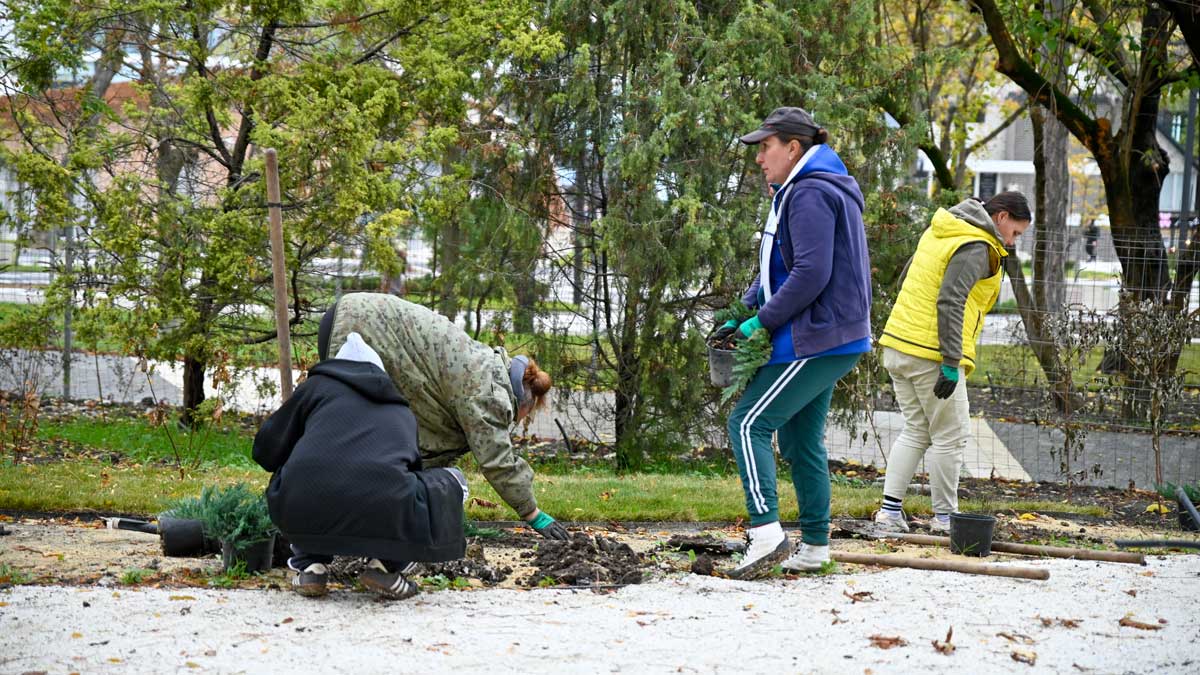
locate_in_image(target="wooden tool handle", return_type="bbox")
[832,551,1050,580]
[887,533,1145,565]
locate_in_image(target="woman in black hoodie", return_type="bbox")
[253,333,466,599]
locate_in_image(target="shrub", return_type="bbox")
[196,483,275,547]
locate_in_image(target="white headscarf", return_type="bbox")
[335,332,386,372]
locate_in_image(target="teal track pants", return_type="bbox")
[727,354,860,545]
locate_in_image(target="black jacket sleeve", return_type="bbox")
[252,384,314,473]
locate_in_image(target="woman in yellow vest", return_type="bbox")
[875,192,1031,533]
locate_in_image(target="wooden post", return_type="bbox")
[265,148,293,401]
[879,532,1145,565]
[832,552,1050,580]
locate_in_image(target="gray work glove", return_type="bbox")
[933,365,959,400]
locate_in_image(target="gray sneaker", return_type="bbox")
[360,559,420,600]
[726,533,790,580]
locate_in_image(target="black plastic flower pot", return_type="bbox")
[949,513,996,557]
[221,535,275,573]
[708,345,736,388]
[1179,503,1200,532]
[159,517,219,557]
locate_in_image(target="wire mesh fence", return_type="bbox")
[1,218,1197,491]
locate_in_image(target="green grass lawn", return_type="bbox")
[37,416,257,469]
[971,342,1200,388]
[0,458,1106,521]
[3,411,1110,521]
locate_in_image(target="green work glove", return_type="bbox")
[736,315,763,339]
[933,364,959,399]
[527,510,570,540]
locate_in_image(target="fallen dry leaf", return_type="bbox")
[1038,616,1053,627]
[1124,589,1137,597]
[1059,618,1082,628]
[1011,650,1037,665]
[281,617,293,624]
[469,497,499,509]
[185,662,200,669]
[168,595,195,601]
[1018,512,1038,521]
[843,590,875,603]
[931,626,955,655]
[997,632,1036,645]
[1119,616,1162,631]
[71,632,83,639]
[868,635,907,649]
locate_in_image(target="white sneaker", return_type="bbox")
[928,514,951,533]
[873,509,910,533]
[781,543,831,572]
[727,523,789,580]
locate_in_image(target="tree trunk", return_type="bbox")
[1003,254,1075,412]
[436,219,461,322]
[181,355,205,427]
[572,162,588,306]
[613,293,642,471]
[1030,109,1069,314]
[512,268,537,334]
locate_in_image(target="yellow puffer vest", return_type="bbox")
[879,208,1007,375]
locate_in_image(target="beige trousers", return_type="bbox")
[881,347,970,515]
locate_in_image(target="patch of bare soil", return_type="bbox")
[519,532,644,587]
[3,511,1196,593]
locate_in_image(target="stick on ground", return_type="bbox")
[832,552,1050,580]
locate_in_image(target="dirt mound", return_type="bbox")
[521,533,644,587]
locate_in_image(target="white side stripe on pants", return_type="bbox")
[739,359,809,514]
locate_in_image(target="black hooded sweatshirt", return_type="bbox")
[253,359,465,562]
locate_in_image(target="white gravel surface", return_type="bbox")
[3,555,1199,674]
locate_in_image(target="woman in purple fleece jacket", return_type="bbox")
[719,107,873,579]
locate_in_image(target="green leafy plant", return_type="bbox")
[464,518,503,538]
[209,559,251,587]
[720,328,772,405]
[536,576,558,588]
[120,568,153,585]
[197,483,275,548]
[0,563,33,585]
[713,303,755,328]
[1157,482,1200,504]
[421,574,471,591]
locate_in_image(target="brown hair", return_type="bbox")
[522,357,552,412]
[778,127,829,152]
[980,191,1032,222]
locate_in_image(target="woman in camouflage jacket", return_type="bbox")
[318,293,569,540]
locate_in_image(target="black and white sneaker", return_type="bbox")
[360,559,420,600]
[726,531,790,580]
[290,563,329,598]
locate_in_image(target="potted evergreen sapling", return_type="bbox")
[200,483,277,573]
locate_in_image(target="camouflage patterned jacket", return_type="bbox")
[328,293,537,518]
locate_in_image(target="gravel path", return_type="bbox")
[3,555,1197,673]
